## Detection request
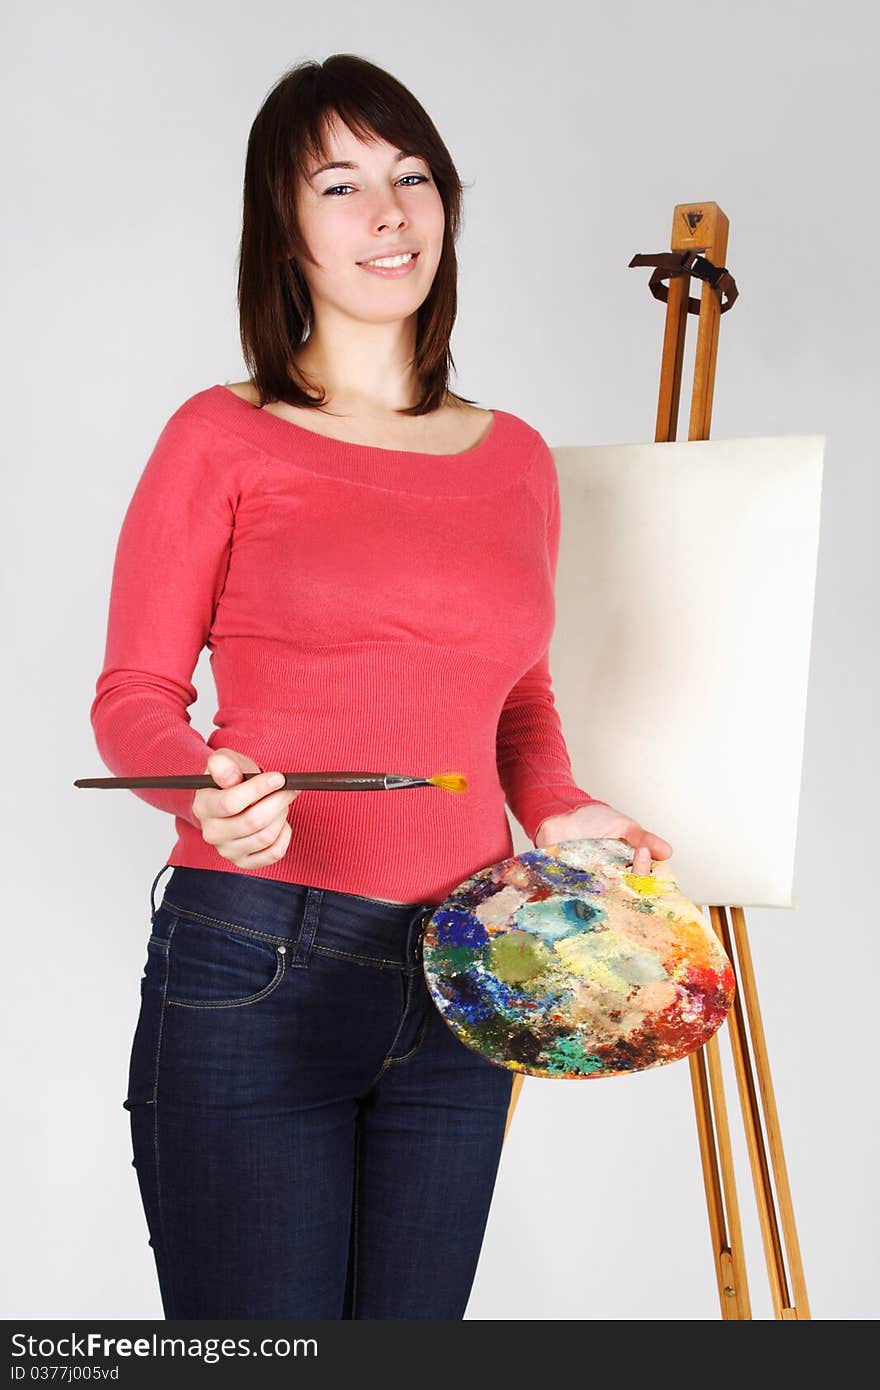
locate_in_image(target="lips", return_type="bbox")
[357,251,421,279]
[357,249,420,265]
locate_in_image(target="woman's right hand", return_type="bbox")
[192,748,301,870]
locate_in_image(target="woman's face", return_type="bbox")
[293,118,445,328]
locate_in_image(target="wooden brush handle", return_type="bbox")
[73,772,394,791]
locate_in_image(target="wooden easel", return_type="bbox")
[502,202,810,1320]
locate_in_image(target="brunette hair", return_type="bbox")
[237,53,478,417]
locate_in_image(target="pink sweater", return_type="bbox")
[90,384,603,906]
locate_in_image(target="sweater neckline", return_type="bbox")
[209,383,500,461]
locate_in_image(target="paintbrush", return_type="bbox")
[73,770,468,793]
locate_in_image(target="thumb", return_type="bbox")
[205,752,242,787]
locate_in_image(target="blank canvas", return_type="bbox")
[548,434,826,909]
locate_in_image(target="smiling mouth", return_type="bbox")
[357,251,420,269]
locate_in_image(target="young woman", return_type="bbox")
[92,53,672,1320]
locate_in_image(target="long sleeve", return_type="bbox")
[89,410,244,826]
[496,437,608,844]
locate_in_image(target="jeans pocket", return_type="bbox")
[164,913,288,1010]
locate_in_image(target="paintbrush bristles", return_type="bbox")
[427,772,468,794]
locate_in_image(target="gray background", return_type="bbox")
[4,0,876,1320]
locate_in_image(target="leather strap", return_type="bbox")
[629,249,738,314]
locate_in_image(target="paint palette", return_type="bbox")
[421,838,735,1079]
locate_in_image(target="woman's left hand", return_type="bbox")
[534,801,673,875]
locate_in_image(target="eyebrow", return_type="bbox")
[307,149,424,180]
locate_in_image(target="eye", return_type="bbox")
[323,174,431,197]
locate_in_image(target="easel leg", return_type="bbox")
[691,903,811,1319]
[503,1071,526,1144]
[689,1032,752,1316]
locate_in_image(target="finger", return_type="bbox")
[628,826,673,862]
[213,770,290,818]
[202,788,300,846]
[205,753,251,789]
[226,788,301,839]
[234,818,293,869]
[646,834,673,859]
[222,812,292,858]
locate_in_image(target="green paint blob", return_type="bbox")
[544,1032,605,1076]
[490,930,553,984]
[432,944,487,975]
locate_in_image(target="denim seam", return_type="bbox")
[357,973,407,1094]
[165,949,287,1010]
[139,921,173,1106]
[293,887,322,970]
[379,1006,432,1071]
[154,917,175,1318]
[311,943,406,970]
[160,899,293,946]
[350,1113,362,1319]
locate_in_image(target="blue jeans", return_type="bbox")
[122,863,515,1319]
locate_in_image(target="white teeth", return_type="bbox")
[362,252,415,268]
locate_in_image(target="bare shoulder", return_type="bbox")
[421,396,494,451]
[224,380,261,404]
[446,396,492,423]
